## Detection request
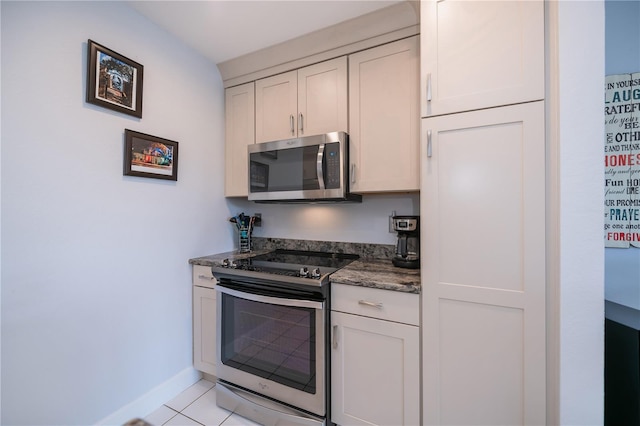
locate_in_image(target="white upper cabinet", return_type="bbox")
[225,82,255,197]
[349,36,420,193]
[255,57,348,143]
[420,0,544,117]
[255,71,297,143]
[298,58,348,138]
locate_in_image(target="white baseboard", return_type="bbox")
[95,367,202,426]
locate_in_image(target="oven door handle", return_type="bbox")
[217,285,324,310]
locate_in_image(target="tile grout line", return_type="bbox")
[159,406,180,426]
[173,412,206,426]
[178,382,233,426]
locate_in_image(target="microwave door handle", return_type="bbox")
[317,143,326,190]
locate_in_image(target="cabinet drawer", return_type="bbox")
[192,265,217,289]
[331,283,419,326]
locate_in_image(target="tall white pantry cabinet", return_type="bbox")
[420,1,546,425]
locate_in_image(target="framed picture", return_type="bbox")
[124,129,178,181]
[86,39,143,118]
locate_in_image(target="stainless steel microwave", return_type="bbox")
[248,132,361,203]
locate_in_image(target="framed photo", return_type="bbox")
[87,39,143,118]
[124,130,178,181]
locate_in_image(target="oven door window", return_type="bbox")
[220,292,317,394]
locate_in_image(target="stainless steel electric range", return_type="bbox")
[211,249,358,426]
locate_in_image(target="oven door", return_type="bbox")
[216,280,326,417]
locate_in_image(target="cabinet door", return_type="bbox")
[349,36,419,193]
[420,0,544,117]
[297,57,348,137]
[255,70,297,143]
[225,82,255,197]
[421,102,546,425]
[193,286,216,376]
[331,311,420,426]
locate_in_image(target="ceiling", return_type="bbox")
[127,1,402,65]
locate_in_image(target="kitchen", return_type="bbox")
[1,1,604,426]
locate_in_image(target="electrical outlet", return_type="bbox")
[253,213,262,227]
[389,210,396,233]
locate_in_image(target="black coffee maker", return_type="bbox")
[392,216,420,269]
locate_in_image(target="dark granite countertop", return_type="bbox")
[330,258,421,294]
[188,237,420,294]
[189,249,271,267]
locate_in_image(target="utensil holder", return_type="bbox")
[238,226,251,253]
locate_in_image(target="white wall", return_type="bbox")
[229,193,419,246]
[555,1,605,424]
[1,2,232,424]
[604,0,640,308]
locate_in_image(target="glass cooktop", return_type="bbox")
[212,249,359,287]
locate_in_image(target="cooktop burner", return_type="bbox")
[212,249,358,287]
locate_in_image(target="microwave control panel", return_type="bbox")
[325,143,340,189]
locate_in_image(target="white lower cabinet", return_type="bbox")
[331,284,420,426]
[192,265,217,376]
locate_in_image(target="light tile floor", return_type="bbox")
[143,379,260,426]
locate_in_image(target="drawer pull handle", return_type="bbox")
[358,300,383,309]
[332,325,338,349]
[198,274,215,281]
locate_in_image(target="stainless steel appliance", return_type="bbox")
[212,250,358,426]
[392,216,420,269]
[248,132,361,203]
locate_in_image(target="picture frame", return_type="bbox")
[86,39,143,118]
[124,129,178,181]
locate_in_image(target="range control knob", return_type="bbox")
[310,268,321,279]
[299,267,309,278]
[221,259,237,268]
